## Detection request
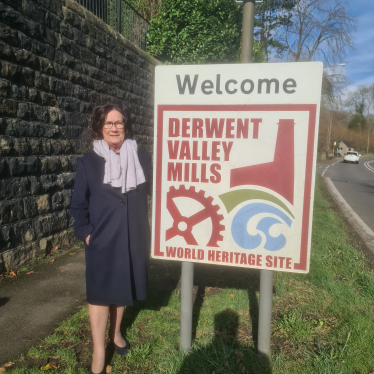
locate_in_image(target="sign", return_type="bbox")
[151,62,323,273]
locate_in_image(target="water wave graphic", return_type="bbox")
[231,203,292,251]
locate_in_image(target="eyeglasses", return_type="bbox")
[103,122,125,129]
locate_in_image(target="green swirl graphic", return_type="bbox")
[218,189,294,219]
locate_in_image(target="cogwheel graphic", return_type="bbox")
[165,185,225,247]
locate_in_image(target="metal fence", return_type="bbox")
[75,0,149,51]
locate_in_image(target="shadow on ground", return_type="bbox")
[119,259,269,373]
[177,309,272,374]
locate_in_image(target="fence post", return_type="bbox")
[116,0,122,34]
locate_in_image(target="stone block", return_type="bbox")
[52,190,71,210]
[39,236,53,254]
[11,84,27,100]
[32,104,49,123]
[8,156,37,176]
[44,124,60,138]
[0,224,12,250]
[0,199,24,224]
[48,107,61,124]
[35,194,50,214]
[10,219,36,245]
[0,177,29,199]
[0,158,8,177]
[39,174,58,192]
[23,196,38,218]
[0,99,17,117]
[28,176,42,195]
[57,172,75,189]
[22,67,35,86]
[40,156,61,174]
[62,6,82,29]
[0,136,14,155]
[0,39,14,60]
[0,79,11,98]
[34,72,50,91]
[28,138,42,154]
[0,23,19,46]
[21,0,46,25]
[45,10,61,32]
[39,57,55,75]
[28,87,39,103]
[13,138,30,155]
[30,39,47,57]
[80,48,96,65]
[1,242,40,271]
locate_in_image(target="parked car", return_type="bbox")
[343,151,360,164]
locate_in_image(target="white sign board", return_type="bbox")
[151,62,323,273]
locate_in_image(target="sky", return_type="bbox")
[342,0,374,92]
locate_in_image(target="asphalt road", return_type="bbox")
[316,157,374,232]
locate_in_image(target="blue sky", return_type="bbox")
[343,0,374,91]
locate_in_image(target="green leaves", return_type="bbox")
[147,0,264,64]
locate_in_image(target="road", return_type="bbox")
[316,157,374,232]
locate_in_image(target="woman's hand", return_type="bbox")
[85,235,90,245]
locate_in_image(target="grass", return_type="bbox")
[5,176,374,373]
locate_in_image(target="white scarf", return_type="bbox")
[93,139,146,193]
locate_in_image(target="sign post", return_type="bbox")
[152,63,323,354]
[180,261,194,351]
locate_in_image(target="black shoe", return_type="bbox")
[88,365,105,374]
[112,339,130,356]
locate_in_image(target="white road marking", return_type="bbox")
[364,160,374,173]
[321,160,340,177]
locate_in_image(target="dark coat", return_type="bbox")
[70,148,152,306]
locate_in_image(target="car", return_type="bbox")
[343,151,360,164]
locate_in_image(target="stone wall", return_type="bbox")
[0,0,159,270]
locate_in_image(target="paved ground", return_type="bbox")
[0,245,86,365]
[316,157,374,232]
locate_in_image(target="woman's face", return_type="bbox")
[102,109,126,149]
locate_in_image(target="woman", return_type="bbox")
[71,103,152,374]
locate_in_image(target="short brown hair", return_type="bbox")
[91,103,134,140]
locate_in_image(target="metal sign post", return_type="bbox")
[239,0,274,360]
[180,261,194,351]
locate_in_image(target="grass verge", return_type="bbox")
[4,176,374,374]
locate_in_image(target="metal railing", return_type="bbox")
[75,0,149,51]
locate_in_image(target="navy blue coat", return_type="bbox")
[70,148,151,306]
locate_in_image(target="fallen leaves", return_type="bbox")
[49,362,60,369]
[49,259,55,263]
[3,363,14,368]
[106,365,112,373]
[0,368,6,373]
[40,363,52,370]
[9,271,16,277]
[26,271,34,275]
[50,247,58,253]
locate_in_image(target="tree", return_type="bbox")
[346,84,374,152]
[147,0,264,64]
[348,113,366,132]
[280,0,356,64]
[254,0,295,61]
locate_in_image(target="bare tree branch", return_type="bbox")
[280,0,356,64]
